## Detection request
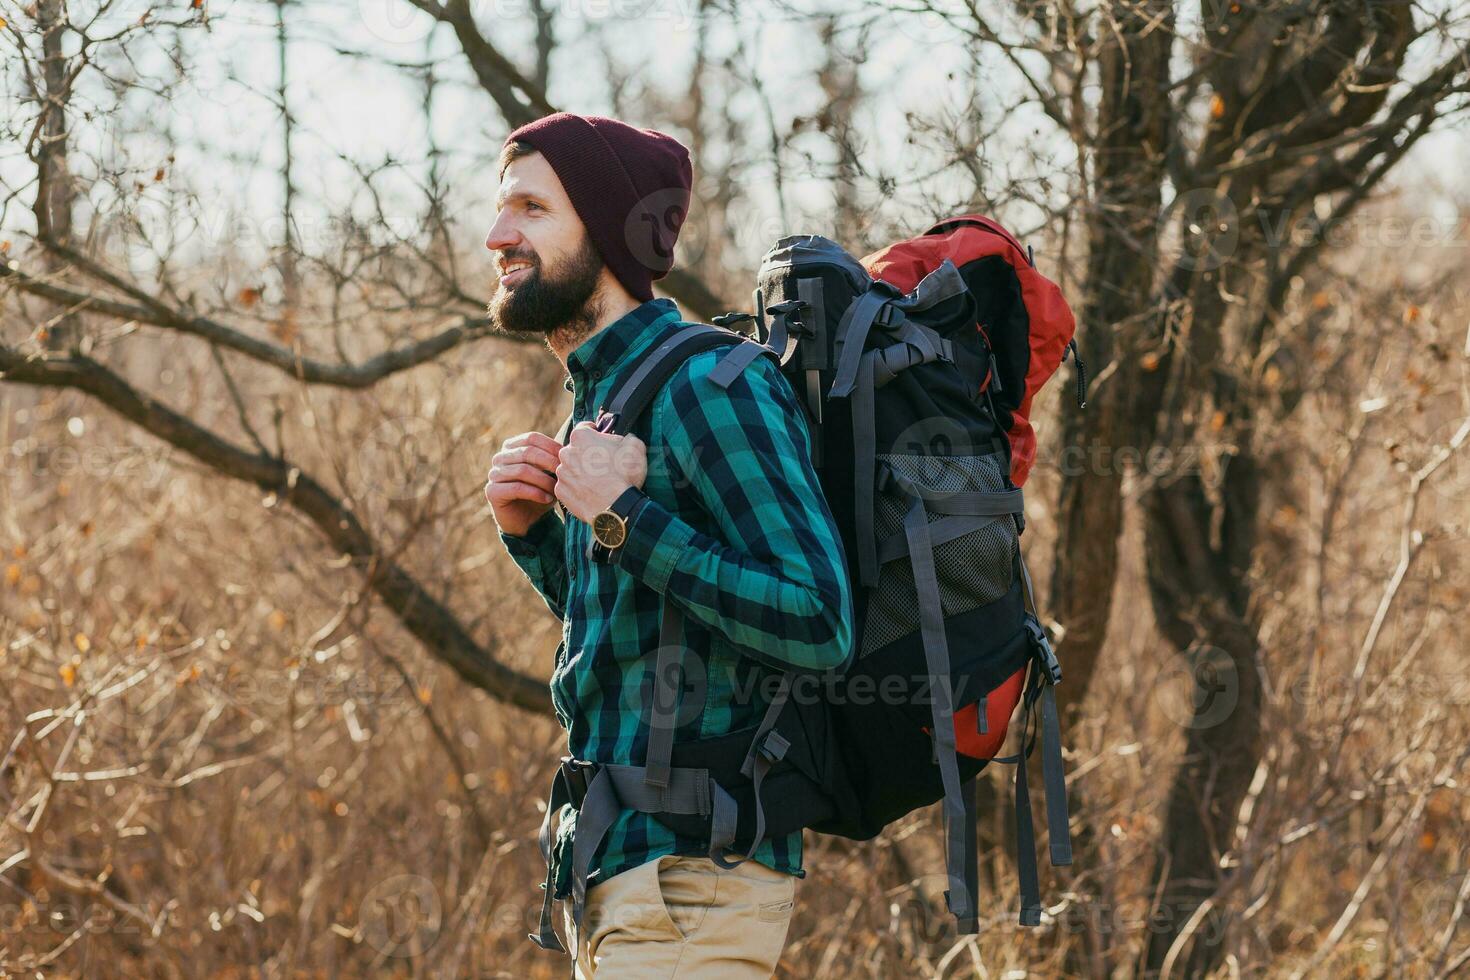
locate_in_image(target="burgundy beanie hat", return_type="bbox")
[504,112,693,302]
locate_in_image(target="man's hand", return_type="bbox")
[554,420,647,524]
[486,431,562,537]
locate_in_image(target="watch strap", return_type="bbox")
[609,485,648,521]
[592,487,649,564]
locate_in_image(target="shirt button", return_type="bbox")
[563,376,574,392]
[591,369,602,380]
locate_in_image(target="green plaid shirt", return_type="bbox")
[499,297,853,891]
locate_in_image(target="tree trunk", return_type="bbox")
[1050,0,1173,726]
[33,0,79,351]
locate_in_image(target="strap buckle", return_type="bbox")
[1025,617,1062,687]
[711,312,756,331]
[766,299,813,337]
[558,757,597,809]
[757,730,791,765]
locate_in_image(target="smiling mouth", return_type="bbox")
[499,260,536,287]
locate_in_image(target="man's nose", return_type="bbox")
[485,214,519,252]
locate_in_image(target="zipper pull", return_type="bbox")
[1064,339,1087,409]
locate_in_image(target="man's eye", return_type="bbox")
[525,201,544,212]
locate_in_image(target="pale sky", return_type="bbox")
[1,0,1465,284]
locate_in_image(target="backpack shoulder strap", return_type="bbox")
[603,323,778,436]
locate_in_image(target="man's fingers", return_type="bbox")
[485,479,555,505]
[489,461,556,493]
[496,444,559,474]
[509,431,564,455]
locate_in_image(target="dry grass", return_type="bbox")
[2,211,1468,978]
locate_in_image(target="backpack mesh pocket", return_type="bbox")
[860,452,1018,657]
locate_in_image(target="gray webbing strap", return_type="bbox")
[765,309,792,366]
[901,491,975,925]
[827,287,894,399]
[568,768,619,948]
[604,324,730,427]
[870,321,954,390]
[644,600,685,789]
[556,760,742,952]
[553,411,575,523]
[1018,548,1072,868]
[852,352,880,587]
[874,513,1006,565]
[831,261,968,399]
[603,764,739,870]
[530,766,573,952]
[957,775,981,935]
[1000,551,1074,924]
[1040,679,1072,867]
[926,491,1025,517]
[734,673,793,863]
[1013,676,1043,926]
[602,763,712,815]
[886,258,969,316]
[879,477,1024,520]
[797,278,828,431]
[706,339,773,389]
[876,462,1024,512]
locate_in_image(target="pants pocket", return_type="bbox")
[653,855,720,941]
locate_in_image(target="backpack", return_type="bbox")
[534,215,1082,953]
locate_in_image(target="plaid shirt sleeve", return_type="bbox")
[499,510,569,621]
[612,348,854,673]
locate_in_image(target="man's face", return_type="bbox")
[485,150,604,337]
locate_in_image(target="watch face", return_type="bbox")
[592,511,627,549]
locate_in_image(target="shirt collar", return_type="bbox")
[564,297,682,392]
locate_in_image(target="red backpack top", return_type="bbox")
[862,215,1083,487]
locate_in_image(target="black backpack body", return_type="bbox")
[532,231,1073,955]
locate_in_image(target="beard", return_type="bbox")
[487,233,605,345]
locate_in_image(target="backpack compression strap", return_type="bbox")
[875,459,1071,929]
[828,260,974,588]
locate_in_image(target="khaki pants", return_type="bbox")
[566,855,797,978]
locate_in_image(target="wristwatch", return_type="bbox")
[590,486,648,561]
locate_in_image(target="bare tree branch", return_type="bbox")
[0,342,552,716]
